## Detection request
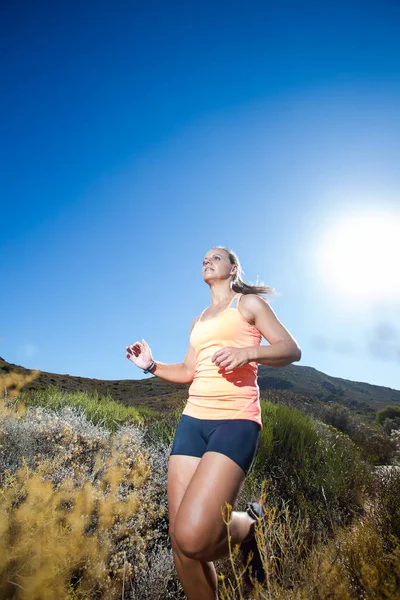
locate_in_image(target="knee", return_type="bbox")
[169,528,181,554]
[169,526,196,558]
[173,522,209,560]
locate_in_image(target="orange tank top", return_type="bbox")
[182,294,263,430]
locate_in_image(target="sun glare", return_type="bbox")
[315,211,400,306]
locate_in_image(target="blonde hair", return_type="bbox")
[214,246,279,297]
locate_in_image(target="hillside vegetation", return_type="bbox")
[2,357,400,417]
[1,370,399,599]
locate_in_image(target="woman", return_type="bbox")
[126,246,301,600]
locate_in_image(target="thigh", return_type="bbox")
[206,419,261,476]
[168,454,201,538]
[174,451,246,556]
[168,415,206,537]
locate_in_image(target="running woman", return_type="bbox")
[126,246,301,600]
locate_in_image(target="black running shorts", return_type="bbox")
[170,414,261,476]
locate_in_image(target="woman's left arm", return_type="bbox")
[212,294,301,370]
[244,294,301,368]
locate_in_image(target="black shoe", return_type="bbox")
[240,501,266,586]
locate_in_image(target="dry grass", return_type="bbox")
[0,369,40,400]
[0,384,177,599]
[217,475,400,600]
[1,379,399,599]
[0,430,168,599]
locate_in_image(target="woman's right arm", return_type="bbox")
[149,341,196,384]
[126,318,197,385]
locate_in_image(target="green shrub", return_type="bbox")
[369,467,400,551]
[142,403,184,449]
[251,402,369,528]
[18,388,149,431]
[376,405,400,426]
[383,417,400,435]
[301,401,396,465]
[349,421,397,464]
[316,402,352,434]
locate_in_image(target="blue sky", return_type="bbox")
[1,1,400,392]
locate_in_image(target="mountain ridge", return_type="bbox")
[1,357,399,415]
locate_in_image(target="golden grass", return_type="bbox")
[0,420,165,599]
[0,370,40,401]
[1,383,399,599]
[216,480,400,600]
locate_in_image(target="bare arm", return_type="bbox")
[126,318,197,384]
[212,295,301,370]
[246,295,301,367]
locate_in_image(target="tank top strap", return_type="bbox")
[230,293,242,309]
[197,294,241,324]
[196,307,208,323]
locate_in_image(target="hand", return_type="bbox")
[211,347,250,372]
[126,339,153,370]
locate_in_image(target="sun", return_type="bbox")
[315,210,400,306]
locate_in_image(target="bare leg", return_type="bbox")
[169,510,255,598]
[201,510,256,562]
[171,538,218,600]
[168,455,218,600]
[168,452,258,597]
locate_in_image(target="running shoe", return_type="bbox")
[240,501,267,586]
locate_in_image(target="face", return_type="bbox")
[202,248,237,281]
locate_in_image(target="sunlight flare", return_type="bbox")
[315,210,400,304]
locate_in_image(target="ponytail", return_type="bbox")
[214,245,279,298]
[232,276,277,297]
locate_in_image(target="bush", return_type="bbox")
[221,481,400,600]
[369,466,400,551]
[142,401,185,449]
[316,402,352,433]
[349,420,397,465]
[2,387,399,599]
[376,405,400,426]
[300,518,400,600]
[310,401,396,465]
[250,402,369,529]
[17,388,148,431]
[0,399,180,599]
[383,417,400,435]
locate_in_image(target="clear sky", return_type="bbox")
[1,1,400,392]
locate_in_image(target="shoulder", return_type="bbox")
[238,294,270,325]
[190,316,198,333]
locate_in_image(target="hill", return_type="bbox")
[1,357,399,415]
[258,363,400,412]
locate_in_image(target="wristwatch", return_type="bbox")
[143,360,156,374]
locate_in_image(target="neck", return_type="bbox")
[208,283,236,306]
